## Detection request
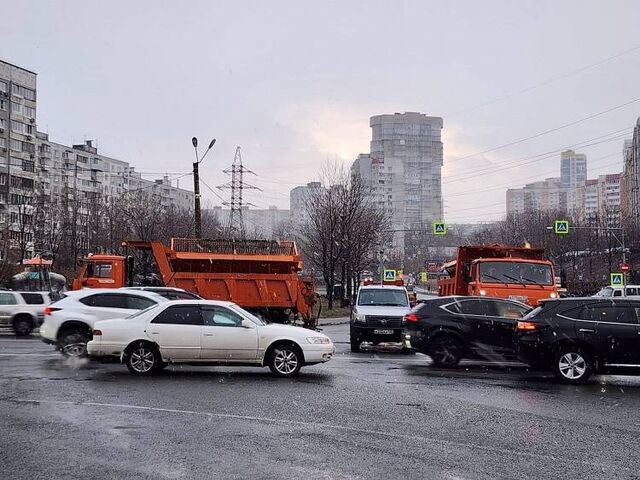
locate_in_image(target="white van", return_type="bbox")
[594,285,640,298]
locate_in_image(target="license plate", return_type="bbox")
[374,329,394,335]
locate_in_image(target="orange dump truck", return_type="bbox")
[437,244,558,306]
[72,238,318,328]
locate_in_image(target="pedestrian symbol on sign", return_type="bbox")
[610,273,624,287]
[554,220,569,234]
[433,222,447,235]
[383,269,396,282]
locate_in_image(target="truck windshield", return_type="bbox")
[357,289,408,307]
[479,262,553,286]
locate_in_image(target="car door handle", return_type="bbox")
[579,328,595,333]
[203,333,214,337]
[149,331,160,335]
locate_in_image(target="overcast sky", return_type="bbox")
[2,0,640,222]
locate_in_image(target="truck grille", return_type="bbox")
[365,316,403,328]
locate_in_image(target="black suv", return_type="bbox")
[406,296,531,367]
[517,297,640,384]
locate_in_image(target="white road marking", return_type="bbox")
[0,353,58,357]
[9,397,627,472]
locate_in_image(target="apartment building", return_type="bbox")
[0,58,196,257]
[506,150,622,227]
[622,119,640,227]
[0,60,38,253]
[352,112,444,253]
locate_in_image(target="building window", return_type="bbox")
[22,160,34,173]
[11,84,36,101]
[10,139,22,152]
[0,99,6,111]
[0,138,5,148]
[11,102,23,114]
[0,80,7,93]
[23,105,35,118]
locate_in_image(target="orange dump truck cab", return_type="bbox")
[437,245,558,306]
[72,238,318,328]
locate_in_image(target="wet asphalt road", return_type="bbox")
[2,325,640,480]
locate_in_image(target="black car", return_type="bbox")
[516,297,640,384]
[405,296,532,367]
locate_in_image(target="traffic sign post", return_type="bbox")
[433,222,447,235]
[554,220,569,235]
[383,269,397,282]
[610,273,624,287]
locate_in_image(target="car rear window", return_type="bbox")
[20,293,45,305]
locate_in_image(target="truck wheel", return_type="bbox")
[13,315,33,337]
[60,331,89,357]
[427,336,463,368]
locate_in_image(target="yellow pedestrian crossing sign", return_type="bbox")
[433,222,447,235]
[610,273,624,287]
[554,220,569,234]
[419,271,427,283]
[383,269,397,282]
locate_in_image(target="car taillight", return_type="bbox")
[93,329,102,336]
[516,321,538,331]
[43,307,61,316]
[405,313,419,323]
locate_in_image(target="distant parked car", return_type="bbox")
[39,289,168,356]
[517,297,640,384]
[0,291,51,336]
[405,296,531,367]
[87,300,334,377]
[123,286,202,300]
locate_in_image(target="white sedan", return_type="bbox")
[87,300,335,377]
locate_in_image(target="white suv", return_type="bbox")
[0,291,51,336]
[40,289,168,356]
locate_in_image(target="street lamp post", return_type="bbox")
[191,137,216,238]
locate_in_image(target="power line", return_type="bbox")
[445,97,640,165]
[442,126,632,182]
[444,43,640,118]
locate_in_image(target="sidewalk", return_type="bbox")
[317,316,350,326]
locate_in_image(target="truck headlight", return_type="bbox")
[353,313,366,323]
[307,337,331,344]
[550,292,557,298]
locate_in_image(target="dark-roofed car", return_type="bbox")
[123,287,202,300]
[405,296,532,367]
[517,297,640,384]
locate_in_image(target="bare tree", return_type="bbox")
[300,162,388,309]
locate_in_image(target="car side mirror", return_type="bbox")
[241,319,255,329]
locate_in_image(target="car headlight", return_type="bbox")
[353,313,366,323]
[550,292,557,298]
[307,337,331,344]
